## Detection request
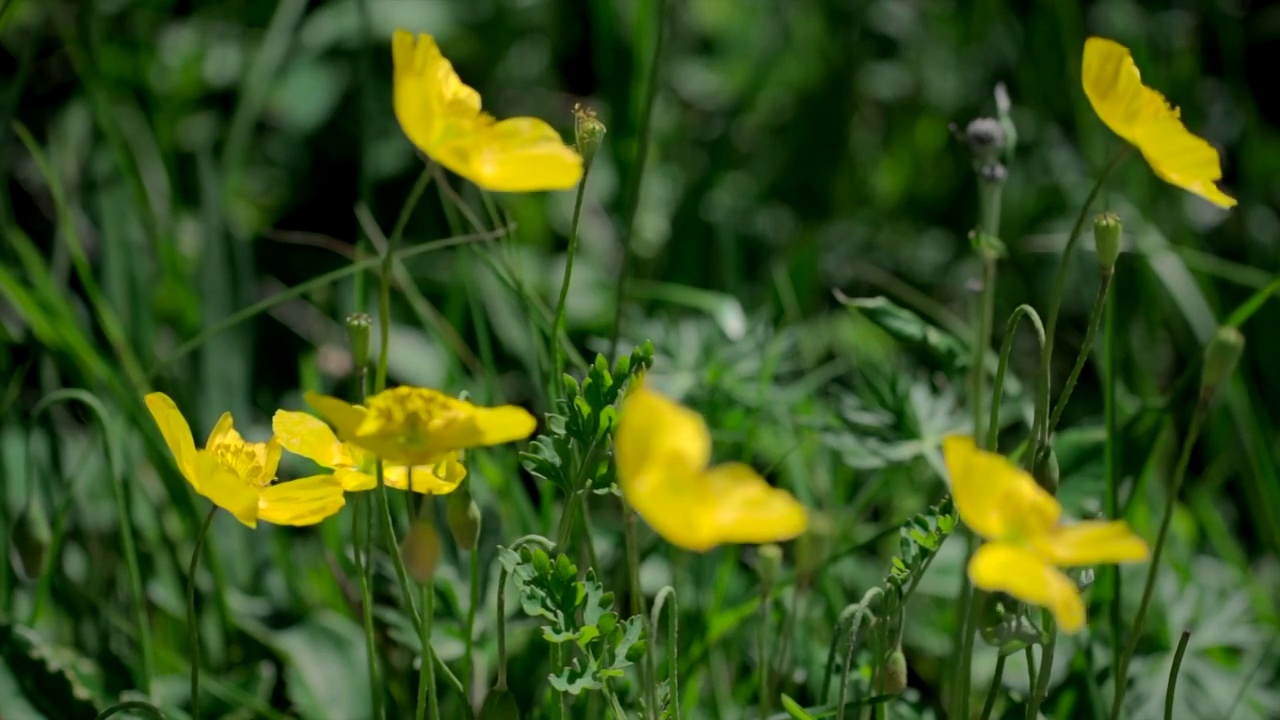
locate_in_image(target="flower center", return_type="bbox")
[212,441,272,488]
[364,387,464,449]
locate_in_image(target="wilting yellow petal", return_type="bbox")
[258,475,346,526]
[1133,116,1237,208]
[144,392,199,486]
[384,459,467,495]
[942,436,1060,541]
[304,392,369,444]
[615,388,712,496]
[192,451,260,528]
[969,542,1086,633]
[1035,520,1150,567]
[272,410,353,470]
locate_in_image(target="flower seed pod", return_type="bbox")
[400,518,442,584]
[878,645,908,695]
[573,104,606,167]
[478,686,521,720]
[345,313,372,370]
[1201,326,1245,396]
[757,543,783,589]
[1033,445,1059,496]
[1093,212,1123,272]
[447,486,482,551]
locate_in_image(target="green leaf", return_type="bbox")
[780,694,817,719]
[259,611,372,720]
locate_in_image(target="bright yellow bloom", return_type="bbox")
[1082,37,1236,209]
[144,393,345,528]
[392,29,583,192]
[303,386,537,467]
[943,436,1149,633]
[272,410,465,494]
[615,387,809,552]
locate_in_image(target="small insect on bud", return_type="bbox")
[757,543,783,590]
[878,645,909,695]
[447,485,482,551]
[400,517,442,585]
[1200,326,1245,397]
[478,686,521,720]
[1033,446,1059,496]
[573,103,606,167]
[1093,212,1123,272]
[345,313,372,370]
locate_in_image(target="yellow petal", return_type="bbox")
[942,436,1061,541]
[206,411,235,448]
[192,450,260,528]
[258,475,347,526]
[272,410,352,470]
[304,392,369,444]
[464,117,583,192]
[615,388,711,497]
[384,459,467,494]
[1082,37,1178,144]
[392,30,481,154]
[624,463,808,552]
[143,392,199,486]
[334,467,376,492]
[1133,116,1237,209]
[1035,520,1150,567]
[968,542,1086,633]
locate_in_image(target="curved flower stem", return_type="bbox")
[1110,396,1210,719]
[978,653,1007,720]
[1032,148,1128,457]
[375,166,434,392]
[623,503,659,720]
[1047,269,1114,436]
[352,494,384,719]
[188,506,218,720]
[1026,616,1058,719]
[552,163,592,386]
[609,0,670,359]
[1104,283,1123,678]
[651,586,681,720]
[987,305,1046,451]
[95,701,168,720]
[494,536,557,692]
[1165,631,1192,720]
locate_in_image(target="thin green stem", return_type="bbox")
[1111,397,1210,719]
[1047,270,1114,435]
[978,653,1007,720]
[1105,279,1122,679]
[1027,617,1058,719]
[95,701,168,720]
[417,574,440,720]
[609,0,670,359]
[464,541,480,694]
[1165,631,1191,720]
[1024,645,1038,703]
[623,502,658,720]
[652,586,681,720]
[758,585,771,720]
[1033,148,1128,457]
[552,164,592,384]
[988,305,1046,450]
[955,586,985,718]
[187,506,218,720]
[376,167,434,392]
[353,494,384,719]
[971,257,998,447]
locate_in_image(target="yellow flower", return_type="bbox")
[943,436,1149,633]
[1082,36,1236,209]
[272,410,466,494]
[392,29,583,192]
[614,387,809,552]
[144,393,345,528]
[303,386,538,467]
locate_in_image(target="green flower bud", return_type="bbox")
[1033,446,1059,496]
[757,543,783,589]
[447,486,482,551]
[345,313,372,370]
[878,646,909,695]
[573,104,606,167]
[400,518,442,585]
[1093,212,1123,271]
[1201,326,1245,395]
[478,686,521,720]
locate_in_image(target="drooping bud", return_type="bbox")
[1032,445,1059,496]
[757,543,783,590]
[345,313,372,370]
[573,104,606,167]
[478,686,521,720]
[400,517,442,584]
[1093,212,1123,272]
[1200,326,1245,396]
[446,485,482,551]
[878,645,909,695]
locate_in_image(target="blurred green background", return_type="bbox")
[2,0,1279,718]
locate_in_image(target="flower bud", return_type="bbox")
[573,104,606,167]
[1033,446,1059,496]
[1093,212,1122,271]
[478,687,521,720]
[400,518,442,585]
[757,543,783,589]
[964,117,1007,158]
[447,485,482,551]
[1200,326,1245,396]
[345,313,372,370]
[878,645,908,695]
